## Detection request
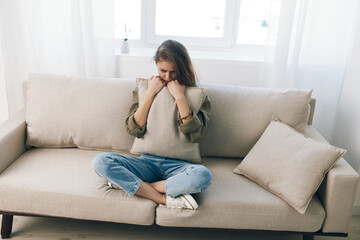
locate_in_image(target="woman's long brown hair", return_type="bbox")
[154,40,197,87]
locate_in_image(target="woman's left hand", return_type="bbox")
[167,80,185,100]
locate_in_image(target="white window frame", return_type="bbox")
[116,0,270,54]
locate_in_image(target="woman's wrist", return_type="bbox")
[174,94,186,102]
[144,89,157,99]
[176,95,193,123]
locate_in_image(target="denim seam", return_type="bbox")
[129,179,143,196]
[165,183,172,197]
[116,167,143,196]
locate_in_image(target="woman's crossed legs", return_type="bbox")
[93,153,212,207]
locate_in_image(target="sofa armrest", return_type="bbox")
[303,125,360,233]
[0,109,27,173]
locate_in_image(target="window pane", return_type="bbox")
[114,0,141,39]
[155,0,226,38]
[237,0,281,45]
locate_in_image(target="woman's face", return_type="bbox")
[156,60,177,83]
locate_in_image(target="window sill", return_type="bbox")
[115,47,265,63]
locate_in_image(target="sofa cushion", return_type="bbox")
[24,73,136,152]
[0,148,156,225]
[233,120,346,214]
[156,157,325,231]
[198,82,312,158]
[130,78,208,162]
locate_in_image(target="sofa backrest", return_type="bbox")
[198,82,312,158]
[24,73,312,158]
[24,73,136,152]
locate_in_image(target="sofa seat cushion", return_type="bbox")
[0,148,156,225]
[156,157,325,232]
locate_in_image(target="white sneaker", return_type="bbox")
[107,181,122,190]
[166,194,199,210]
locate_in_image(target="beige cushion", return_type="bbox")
[198,82,313,158]
[130,78,207,162]
[0,148,156,225]
[156,157,325,231]
[24,73,136,152]
[234,121,346,214]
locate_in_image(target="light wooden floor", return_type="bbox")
[1,215,359,240]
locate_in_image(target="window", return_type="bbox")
[155,0,226,38]
[114,0,281,48]
[237,0,281,45]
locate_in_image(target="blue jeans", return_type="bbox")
[93,153,212,197]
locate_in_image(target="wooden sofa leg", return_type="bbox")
[303,234,314,240]
[1,215,13,239]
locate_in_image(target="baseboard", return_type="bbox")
[353,205,360,215]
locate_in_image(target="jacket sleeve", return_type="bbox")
[177,95,211,143]
[125,90,147,138]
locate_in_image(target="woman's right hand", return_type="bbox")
[146,76,165,97]
[134,76,165,128]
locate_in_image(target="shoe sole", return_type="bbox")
[108,181,122,190]
[183,194,199,210]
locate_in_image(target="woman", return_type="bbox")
[93,40,212,210]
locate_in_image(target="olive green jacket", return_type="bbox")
[125,90,211,143]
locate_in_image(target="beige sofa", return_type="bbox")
[0,73,359,240]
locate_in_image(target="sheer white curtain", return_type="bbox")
[0,31,8,123]
[262,0,360,140]
[0,0,115,118]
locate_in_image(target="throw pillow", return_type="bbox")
[233,120,346,214]
[130,78,207,162]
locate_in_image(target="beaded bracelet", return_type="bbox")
[178,110,193,121]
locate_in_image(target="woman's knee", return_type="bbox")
[189,165,212,190]
[93,152,114,175]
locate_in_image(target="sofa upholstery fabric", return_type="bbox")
[24,73,136,152]
[1,73,358,236]
[0,148,156,225]
[303,125,360,233]
[234,121,346,214]
[156,157,325,232]
[198,82,312,158]
[23,74,312,160]
[0,110,27,174]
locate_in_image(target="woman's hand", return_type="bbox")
[146,76,165,97]
[167,80,185,100]
[134,76,164,128]
[168,80,192,123]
